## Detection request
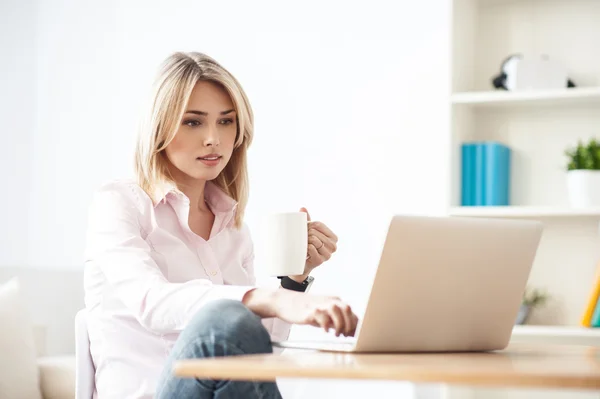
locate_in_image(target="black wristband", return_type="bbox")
[277,276,311,292]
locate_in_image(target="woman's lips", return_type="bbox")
[197,155,222,166]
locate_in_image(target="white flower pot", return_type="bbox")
[566,170,600,208]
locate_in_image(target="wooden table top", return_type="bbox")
[173,343,600,390]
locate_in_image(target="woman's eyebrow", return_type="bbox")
[185,109,236,116]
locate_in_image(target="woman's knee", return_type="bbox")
[184,299,272,354]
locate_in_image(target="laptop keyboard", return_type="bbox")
[273,338,356,352]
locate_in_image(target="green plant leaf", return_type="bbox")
[565,137,600,170]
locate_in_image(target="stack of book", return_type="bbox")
[461,141,511,206]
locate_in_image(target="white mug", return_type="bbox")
[262,212,308,277]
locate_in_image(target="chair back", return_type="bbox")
[75,309,95,399]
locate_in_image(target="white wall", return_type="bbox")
[28,0,124,269]
[1,0,37,265]
[8,0,452,300]
[4,1,451,397]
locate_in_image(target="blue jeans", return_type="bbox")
[155,299,283,399]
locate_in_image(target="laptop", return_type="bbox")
[273,214,543,353]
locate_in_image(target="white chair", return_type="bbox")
[75,309,95,399]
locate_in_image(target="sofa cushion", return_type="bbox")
[0,277,42,399]
[37,356,76,399]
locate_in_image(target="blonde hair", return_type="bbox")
[134,52,254,228]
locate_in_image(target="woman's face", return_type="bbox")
[165,80,237,183]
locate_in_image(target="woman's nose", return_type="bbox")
[204,125,220,147]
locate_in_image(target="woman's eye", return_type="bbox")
[219,118,234,125]
[183,119,201,127]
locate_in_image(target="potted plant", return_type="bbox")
[565,138,600,208]
[516,287,548,325]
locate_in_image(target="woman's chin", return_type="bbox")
[185,170,222,182]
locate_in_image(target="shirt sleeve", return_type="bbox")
[84,183,255,334]
[241,241,293,347]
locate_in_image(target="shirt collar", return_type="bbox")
[204,181,238,214]
[152,180,238,215]
[151,181,178,206]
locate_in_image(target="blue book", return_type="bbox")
[474,143,486,206]
[591,293,600,327]
[461,141,511,207]
[461,143,476,206]
[483,142,511,206]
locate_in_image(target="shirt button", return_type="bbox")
[210,271,218,277]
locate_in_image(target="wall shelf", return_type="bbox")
[451,87,600,108]
[449,206,600,218]
[511,325,600,346]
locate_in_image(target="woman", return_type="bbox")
[83,51,359,399]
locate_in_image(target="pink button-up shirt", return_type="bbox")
[83,180,291,399]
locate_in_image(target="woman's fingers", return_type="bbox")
[308,235,333,261]
[308,221,338,243]
[349,312,359,336]
[308,228,337,253]
[339,303,354,337]
[313,309,333,333]
[323,303,358,337]
[307,243,321,262]
[348,313,358,337]
[306,297,359,337]
[308,234,323,249]
[327,303,345,336]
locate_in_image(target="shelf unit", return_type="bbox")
[449,0,600,334]
[450,206,600,218]
[450,0,600,213]
[451,87,600,108]
[512,325,600,345]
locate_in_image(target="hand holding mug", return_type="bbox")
[300,207,338,277]
[263,209,338,281]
